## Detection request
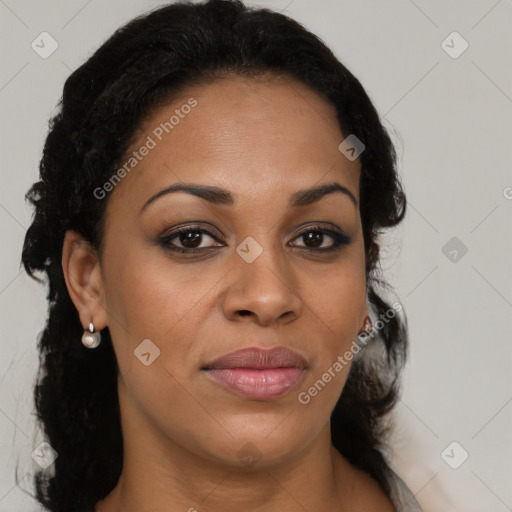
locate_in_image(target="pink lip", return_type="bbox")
[202,346,307,400]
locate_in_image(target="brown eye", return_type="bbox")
[159,226,224,253]
[290,226,351,251]
[158,224,351,255]
[176,229,203,249]
[297,230,329,248]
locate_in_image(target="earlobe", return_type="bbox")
[61,230,108,331]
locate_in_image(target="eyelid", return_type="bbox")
[160,222,224,240]
[290,221,349,237]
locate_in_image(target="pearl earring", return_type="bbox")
[82,322,101,348]
[357,316,373,338]
[362,316,373,334]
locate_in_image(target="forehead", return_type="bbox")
[105,73,360,215]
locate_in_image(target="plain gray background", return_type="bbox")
[1,1,511,510]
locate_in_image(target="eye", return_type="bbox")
[158,225,224,254]
[290,225,351,252]
[158,223,351,255]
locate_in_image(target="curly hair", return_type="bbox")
[20,1,408,510]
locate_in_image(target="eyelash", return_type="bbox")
[158,224,351,255]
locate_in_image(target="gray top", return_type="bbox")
[386,467,424,511]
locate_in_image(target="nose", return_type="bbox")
[221,238,303,327]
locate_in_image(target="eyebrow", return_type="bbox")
[139,181,357,215]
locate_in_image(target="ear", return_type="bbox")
[61,230,108,331]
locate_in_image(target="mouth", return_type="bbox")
[202,346,307,400]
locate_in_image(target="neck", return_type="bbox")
[95,384,361,512]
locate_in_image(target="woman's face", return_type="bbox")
[93,74,367,468]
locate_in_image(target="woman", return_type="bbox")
[21,0,422,510]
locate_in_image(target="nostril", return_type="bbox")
[238,310,251,317]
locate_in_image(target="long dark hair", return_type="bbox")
[21,1,408,510]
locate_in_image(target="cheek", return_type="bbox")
[102,242,226,372]
[295,254,366,406]
[300,257,366,343]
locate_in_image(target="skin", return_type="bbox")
[62,73,395,511]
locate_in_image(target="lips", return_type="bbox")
[202,346,307,400]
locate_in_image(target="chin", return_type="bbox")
[199,426,312,470]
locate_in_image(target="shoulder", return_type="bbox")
[349,464,396,511]
[338,457,424,511]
